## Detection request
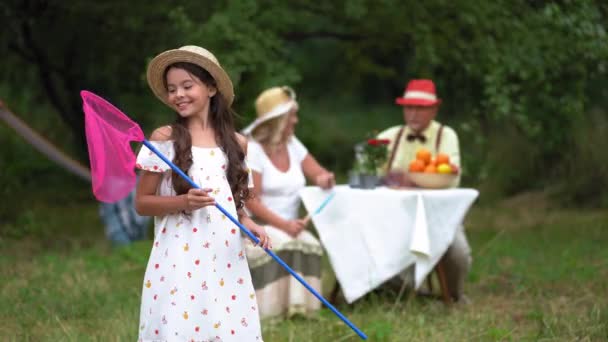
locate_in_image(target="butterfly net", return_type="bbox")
[81,91,145,202]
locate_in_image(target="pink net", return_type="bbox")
[81,90,145,203]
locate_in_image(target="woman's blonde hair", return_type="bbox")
[250,112,290,148]
[250,86,297,150]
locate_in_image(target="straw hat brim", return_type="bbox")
[241,100,296,136]
[146,49,234,107]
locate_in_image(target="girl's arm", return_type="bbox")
[301,154,335,189]
[135,170,216,217]
[135,172,181,216]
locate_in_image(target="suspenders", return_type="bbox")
[435,125,444,153]
[385,124,444,172]
[386,126,405,173]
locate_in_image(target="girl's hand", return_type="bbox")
[282,219,307,237]
[315,172,335,189]
[249,223,271,249]
[184,188,215,211]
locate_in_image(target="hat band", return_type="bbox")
[241,100,296,135]
[260,100,295,121]
[402,91,437,101]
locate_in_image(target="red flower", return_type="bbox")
[358,134,390,173]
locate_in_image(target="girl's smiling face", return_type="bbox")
[165,67,216,118]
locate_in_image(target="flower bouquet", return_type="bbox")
[350,136,390,189]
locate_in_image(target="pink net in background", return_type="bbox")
[81,90,145,203]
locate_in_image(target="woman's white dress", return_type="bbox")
[245,137,323,319]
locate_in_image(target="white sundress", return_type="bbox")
[135,141,263,342]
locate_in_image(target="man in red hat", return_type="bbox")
[377,79,471,303]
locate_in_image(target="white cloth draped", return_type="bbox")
[300,185,478,303]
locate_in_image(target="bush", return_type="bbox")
[555,109,608,207]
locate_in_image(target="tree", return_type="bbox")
[0,0,177,157]
[1,0,607,200]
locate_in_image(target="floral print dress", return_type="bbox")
[136,141,263,342]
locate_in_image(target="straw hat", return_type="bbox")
[395,79,441,106]
[241,86,297,135]
[146,45,235,107]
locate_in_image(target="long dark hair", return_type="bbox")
[163,62,250,209]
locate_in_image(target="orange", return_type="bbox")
[416,148,432,165]
[436,153,450,165]
[424,164,437,173]
[409,159,425,172]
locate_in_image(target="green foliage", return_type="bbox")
[295,99,399,175]
[556,108,608,207]
[168,1,302,118]
[1,0,607,204]
[0,0,178,155]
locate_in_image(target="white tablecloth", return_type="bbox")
[300,185,479,303]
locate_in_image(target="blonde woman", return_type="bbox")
[242,86,334,319]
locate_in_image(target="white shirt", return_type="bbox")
[247,137,308,221]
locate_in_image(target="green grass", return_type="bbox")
[1,183,607,341]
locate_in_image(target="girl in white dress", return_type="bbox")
[241,87,335,319]
[135,46,270,342]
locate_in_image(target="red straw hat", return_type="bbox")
[395,79,441,106]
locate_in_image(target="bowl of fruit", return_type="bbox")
[406,149,459,189]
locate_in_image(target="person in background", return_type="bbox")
[242,86,335,318]
[377,79,471,303]
[99,187,151,247]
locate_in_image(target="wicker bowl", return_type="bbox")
[407,172,457,189]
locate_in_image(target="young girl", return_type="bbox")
[135,45,269,341]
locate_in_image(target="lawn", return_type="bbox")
[1,186,607,341]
